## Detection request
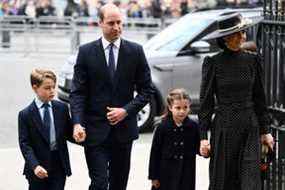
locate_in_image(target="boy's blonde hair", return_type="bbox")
[30,69,57,87]
[163,88,191,118]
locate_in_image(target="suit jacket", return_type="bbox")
[18,100,72,176]
[70,38,153,146]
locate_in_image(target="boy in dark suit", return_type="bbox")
[18,69,73,190]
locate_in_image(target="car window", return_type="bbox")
[144,15,214,52]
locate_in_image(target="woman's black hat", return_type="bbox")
[203,13,261,40]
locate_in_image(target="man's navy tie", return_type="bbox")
[108,43,115,80]
[42,103,56,150]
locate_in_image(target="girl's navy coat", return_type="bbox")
[148,116,200,190]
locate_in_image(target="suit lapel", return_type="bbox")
[113,39,128,89]
[30,101,50,144]
[96,39,113,83]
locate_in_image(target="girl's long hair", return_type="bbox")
[162,88,191,119]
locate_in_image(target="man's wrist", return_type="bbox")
[74,124,85,129]
[123,108,128,117]
[74,123,80,128]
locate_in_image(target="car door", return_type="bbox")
[149,54,176,99]
[171,54,209,110]
[172,40,220,112]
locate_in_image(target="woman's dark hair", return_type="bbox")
[217,38,228,50]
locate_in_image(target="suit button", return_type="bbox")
[174,155,178,159]
[173,128,177,132]
[180,128,184,132]
[174,142,178,146]
[180,155,184,159]
[180,142,184,146]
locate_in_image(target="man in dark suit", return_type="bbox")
[18,69,73,190]
[70,3,153,190]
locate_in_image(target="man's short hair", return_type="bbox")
[98,8,105,21]
[98,3,120,21]
[30,69,57,87]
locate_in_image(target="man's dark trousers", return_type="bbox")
[84,130,133,190]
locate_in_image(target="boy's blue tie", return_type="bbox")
[42,103,57,150]
[108,43,115,80]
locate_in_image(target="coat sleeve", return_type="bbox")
[253,55,270,135]
[64,106,84,146]
[123,45,154,117]
[70,47,88,125]
[18,111,39,171]
[195,122,201,155]
[148,125,163,180]
[63,104,82,145]
[198,56,216,140]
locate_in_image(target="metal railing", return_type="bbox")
[0,15,177,31]
[261,0,285,189]
[261,0,285,108]
[0,16,177,54]
[262,109,285,190]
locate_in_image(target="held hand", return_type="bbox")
[34,165,48,179]
[200,140,210,158]
[261,133,274,151]
[73,124,86,143]
[106,107,127,125]
[152,179,160,189]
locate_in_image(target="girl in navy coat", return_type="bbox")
[148,88,200,190]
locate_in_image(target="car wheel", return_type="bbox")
[137,96,157,133]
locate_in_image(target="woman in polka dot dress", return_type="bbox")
[198,13,274,190]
